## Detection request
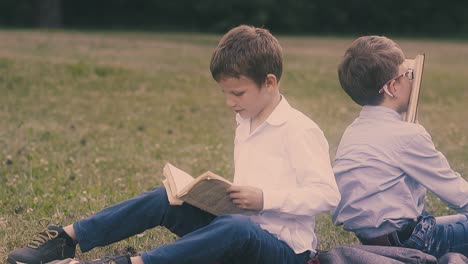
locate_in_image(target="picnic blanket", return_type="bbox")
[47,245,468,264]
[315,245,467,264]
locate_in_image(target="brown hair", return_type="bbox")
[210,25,283,87]
[338,36,405,106]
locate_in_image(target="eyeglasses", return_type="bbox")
[378,69,414,97]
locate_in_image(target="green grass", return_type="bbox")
[1,30,467,260]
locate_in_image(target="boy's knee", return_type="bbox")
[142,186,169,205]
[150,186,167,195]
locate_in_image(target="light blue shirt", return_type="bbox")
[332,106,468,239]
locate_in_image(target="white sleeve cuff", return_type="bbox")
[262,189,285,211]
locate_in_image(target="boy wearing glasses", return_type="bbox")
[332,35,468,258]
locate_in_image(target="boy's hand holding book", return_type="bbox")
[227,185,264,211]
[162,163,257,216]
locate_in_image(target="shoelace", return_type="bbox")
[27,219,60,249]
[80,255,127,264]
[102,255,127,264]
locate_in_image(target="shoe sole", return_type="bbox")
[6,256,76,264]
[6,257,27,264]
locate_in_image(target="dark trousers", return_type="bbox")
[73,187,310,264]
[360,212,468,258]
[401,213,468,258]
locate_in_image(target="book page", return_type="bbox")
[180,177,256,216]
[178,171,231,195]
[162,179,183,205]
[163,163,195,196]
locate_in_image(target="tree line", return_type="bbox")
[1,0,467,36]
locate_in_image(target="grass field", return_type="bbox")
[0,30,467,261]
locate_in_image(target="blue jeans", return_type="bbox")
[73,187,309,264]
[394,212,468,258]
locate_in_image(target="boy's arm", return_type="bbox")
[399,128,468,216]
[262,127,341,216]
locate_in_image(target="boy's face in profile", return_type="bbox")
[219,75,276,120]
[395,61,413,113]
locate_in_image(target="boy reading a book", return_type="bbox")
[8,25,340,264]
[332,35,468,258]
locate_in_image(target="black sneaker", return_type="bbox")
[7,220,76,264]
[79,255,131,264]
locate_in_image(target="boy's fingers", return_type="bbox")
[226,185,241,193]
[228,192,243,199]
[231,199,242,205]
[231,199,249,209]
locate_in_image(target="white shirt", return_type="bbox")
[233,96,340,253]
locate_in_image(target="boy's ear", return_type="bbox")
[265,74,278,89]
[387,79,398,97]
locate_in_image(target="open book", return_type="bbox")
[162,163,255,216]
[403,54,425,123]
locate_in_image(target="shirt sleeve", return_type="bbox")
[398,127,468,216]
[262,127,341,216]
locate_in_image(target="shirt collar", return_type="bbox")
[235,95,291,127]
[360,105,403,121]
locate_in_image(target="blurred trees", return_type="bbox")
[37,0,62,28]
[0,0,467,36]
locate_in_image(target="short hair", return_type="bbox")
[338,36,405,106]
[210,25,283,87]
